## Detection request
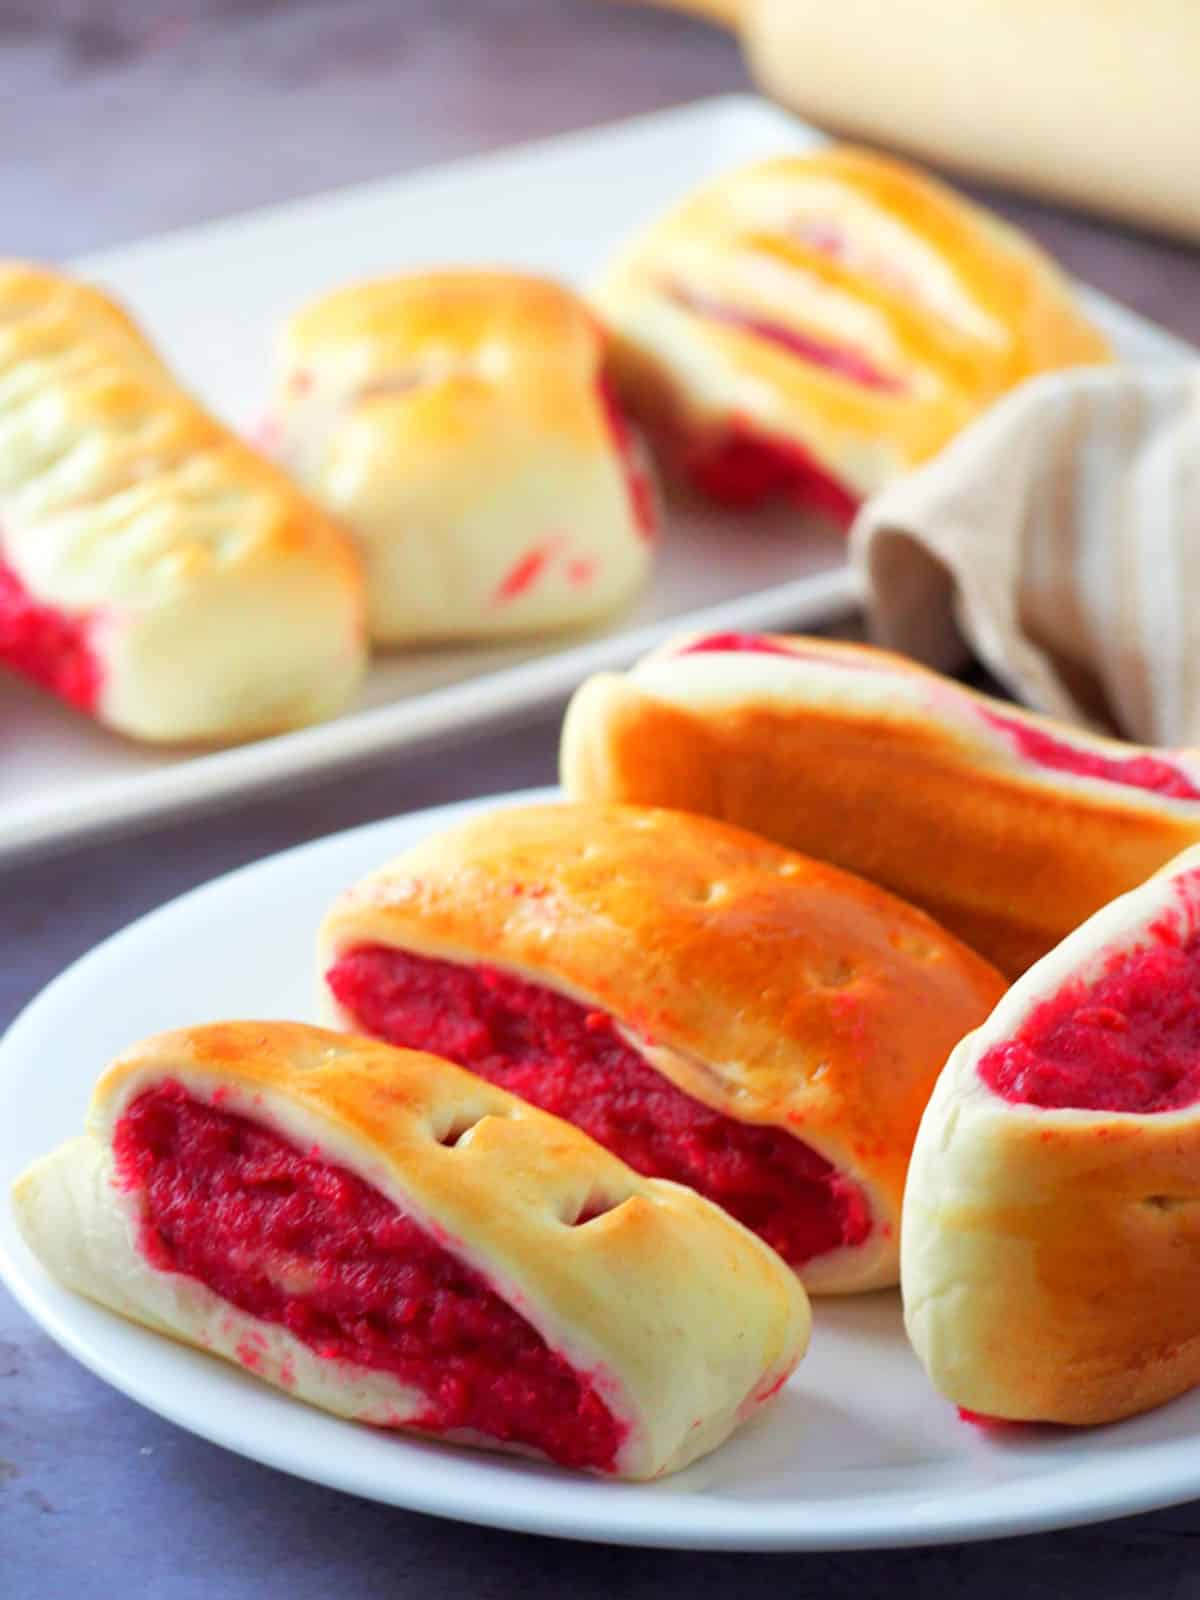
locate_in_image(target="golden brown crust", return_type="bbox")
[14,1020,808,1479]
[0,258,169,372]
[560,635,1200,978]
[902,846,1200,1424]
[94,1020,666,1246]
[278,270,609,456]
[271,270,654,644]
[318,803,1006,1291]
[283,269,598,359]
[0,261,366,741]
[909,1110,1200,1424]
[0,261,363,590]
[593,147,1110,498]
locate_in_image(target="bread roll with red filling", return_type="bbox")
[0,262,366,742]
[903,845,1200,1426]
[560,632,1200,977]
[318,802,1005,1293]
[269,271,657,643]
[12,1021,808,1480]
[593,147,1109,524]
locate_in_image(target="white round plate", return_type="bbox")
[3,788,1199,1550]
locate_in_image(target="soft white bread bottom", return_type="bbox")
[317,802,1006,1294]
[96,562,364,742]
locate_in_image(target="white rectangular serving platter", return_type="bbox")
[1,94,1193,867]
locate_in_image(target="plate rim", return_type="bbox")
[0,93,859,872]
[4,785,1200,1550]
[0,567,860,868]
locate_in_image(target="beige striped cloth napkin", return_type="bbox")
[850,366,1200,746]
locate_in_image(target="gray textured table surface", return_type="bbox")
[4,4,1200,1593]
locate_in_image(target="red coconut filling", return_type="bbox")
[113,1082,626,1472]
[596,378,658,541]
[979,709,1200,802]
[663,283,905,524]
[968,901,1200,1431]
[0,559,103,712]
[327,947,872,1270]
[685,420,860,526]
[979,921,1200,1113]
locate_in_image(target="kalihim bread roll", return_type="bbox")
[0,262,366,742]
[593,147,1108,522]
[268,271,656,643]
[13,1021,808,1480]
[319,801,1005,1293]
[560,631,1200,977]
[903,845,1200,1425]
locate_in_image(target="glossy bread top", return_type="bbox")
[594,147,1111,494]
[320,802,1006,1290]
[559,631,1200,977]
[275,270,614,457]
[0,261,363,609]
[55,1020,808,1479]
[0,261,366,739]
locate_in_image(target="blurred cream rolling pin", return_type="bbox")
[632,0,1200,241]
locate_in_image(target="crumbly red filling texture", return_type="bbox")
[113,1083,625,1472]
[327,948,871,1269]
[979,923,1200,1113]
[979,709,1200,802]
[655,283,890,524]
[0,558,103,712]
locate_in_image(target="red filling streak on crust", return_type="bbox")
[979,914,1200,1113]
[494,541,556,603]
[251,415,283,454]
[491,392,653,598]
[673,633,896,673]
[596,378,658,542]
[668,287,904,395]
[0,559,103,712]
[979,709,1200,802]
[790,219,846,258]
[656,278,901,523]
[113,1083,625,1472]
[678,632,806,659]
[786,220,920,304]
[957,1407,1026,1430]
[327,948,872,1270]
